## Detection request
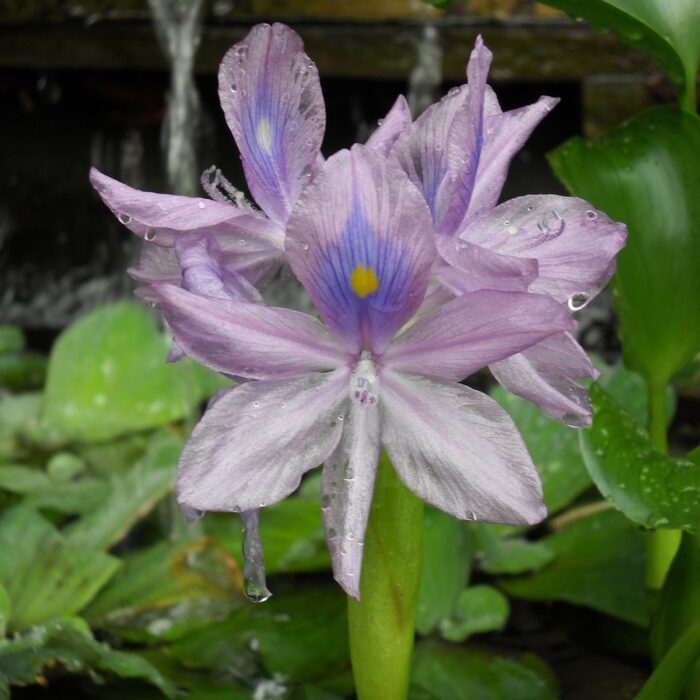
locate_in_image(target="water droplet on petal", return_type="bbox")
[321,495,331,508]
[568,292,591,311]
[119,213,131,224]
[377,118,384,126]
[145,228,157,241]
[585,209,598,220]
[507,225,518,235]
[537,210,565,236]
[434,143,443,151]
[253,400,260,408]
[197,201,206,209]
[448,86,461,96]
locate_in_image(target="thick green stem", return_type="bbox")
[679,67,697,115]
[646,380,681,591]
[348,455,424,700]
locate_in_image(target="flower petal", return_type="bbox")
[383,290,574,381]
[177,370,348,512]
[381,370,546,524]
[90,167,284,250]
[175,234,263,303]
[435,239,538,294]
[153,283,347,379]
[490,332,598,428]
[391,38,492,236]
[366,95,412,156]
[218,23,325,226]
[322,400,380,599]
[468,96,559,219]
[457,195,628,305]
[286,145,436,355]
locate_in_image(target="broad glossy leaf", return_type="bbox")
[170,585,349,684]
[0,617,175,698]
[84,538,241,643]
[500,509,648,626]
[637,618,700,700]
[491,387,592,513]
[473,524,554,575]
[43,302,230,442]
[411,641,558,700]
[65,431,181,549]
[0,507,120,632]
[538,0,700,107]
[416,507,471,634]
[439,586,509,642]
[206,497,330,574]
[581,384,700,531]
[550,107,700,387]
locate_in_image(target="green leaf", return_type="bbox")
[637,618,700,700]
[0,352,46,391]
[0,586,9,639]
[84,537,241,643]
[65,431,181,549]
[411,641,558,700]
[581,384,700,531]
[538,0,700,109]
[474,525,554,576]
[43,302,229,442]
[550,107,700,387]
[416,507,471,634]
[170,585,349,684]
[205,496,330,574]
[499,509,648,626]
[438,586,509,642]
[0,617,176,698]
[490,387,592,513]
[0,327,24,354]
[0,507,120,632]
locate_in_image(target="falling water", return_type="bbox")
[148,0,206,195]
[407,24,443,117]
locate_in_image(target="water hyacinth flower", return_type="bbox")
[89,22,328,298]
[385,38,628,427]
[153,145,575,597]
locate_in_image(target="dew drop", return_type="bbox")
[537,209,564,235]
[377,118,384,126]
[239,239,247,247]
[145,228,157,241]
[448,86,461,96]
[119,213,131,224]
[507,225,518,235]
[585,209,597,220]
[230,83,237,93]
[568,292,591,311]
[321,495,331,508]
[434,143,443,151]
[197,201,206,209]
[328,527,337,538]
[253,400,260,408]
[337,414,344,421]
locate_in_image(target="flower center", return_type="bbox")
[351,352,379,405]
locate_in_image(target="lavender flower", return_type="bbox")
[153,145,574,598]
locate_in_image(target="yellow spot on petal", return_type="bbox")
[350,265,380,298]
[257,117,273,154]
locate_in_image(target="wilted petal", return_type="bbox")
[218,23,325,226]
[435,239,538,294]
[90,168,283,250]
[154,283,347,379]
[468,96,559,219]
[392,38,492,236]
[384,290,573,381]
[381,370,546,524]
[286,145,436,355]
[177,370,348,512]
[366,95,412,156]
[490,332,598,427]
[322,400,380,599]
[175,235,263,303]
[457,195,627,305]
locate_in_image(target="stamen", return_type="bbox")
[350,265,380,298]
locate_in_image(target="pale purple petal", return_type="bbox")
[490,332,599,428]
[467,96,559,219]
[381,370,546,524]
[286,145,436,355]
[218,23,325,226]
[153,283,348,379]
[175,235,263,303]
[90,168,284,250]
[366,95,412,156]
[457,195,627,305]
[435,240,538,294]
[383,290,573,381]
[322,400,380,599]
[391,38,492,236]
[177,370,348,512]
